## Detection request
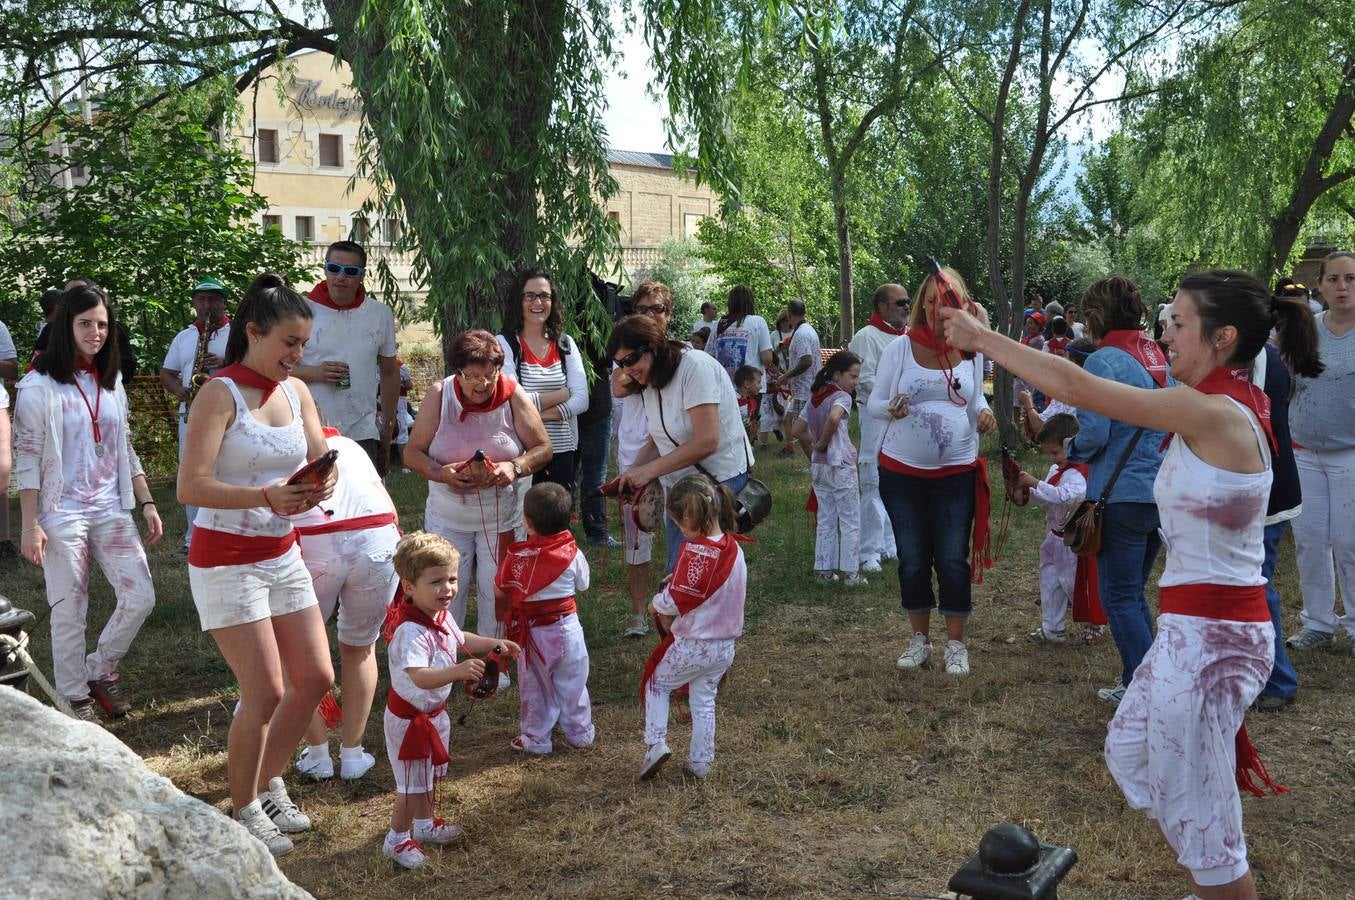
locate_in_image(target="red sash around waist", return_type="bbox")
[505,596,577,667]
[877,456,993,583]
[385,688,450,766]
[296,510,397,538]
[188,526,297,568]
[1158,584,1270,623]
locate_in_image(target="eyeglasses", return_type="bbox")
[522,291,553,303]
[613,347,649,368]
[456,368,500,386]
[634,304,668,316]
[894,298,911,308]
[324,262,366,276]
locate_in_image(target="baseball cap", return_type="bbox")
[192,276,227,295]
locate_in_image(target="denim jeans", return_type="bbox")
[878,467,975,618]
[1098,502,1161,686]
[575,415,612,542]
[1259,521,1299,699]
[534,449,577,497]
[665,471,748,572]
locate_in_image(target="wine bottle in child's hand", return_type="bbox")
[466,645,506,699]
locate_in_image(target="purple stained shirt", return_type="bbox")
[801,389,855,466]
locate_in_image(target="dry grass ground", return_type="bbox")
[5,442,1354,899]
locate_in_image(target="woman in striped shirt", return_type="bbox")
[498,268,588,493]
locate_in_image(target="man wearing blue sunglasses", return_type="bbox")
[295,239,400,473]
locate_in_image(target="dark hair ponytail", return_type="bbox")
[811,350,861,393]
[224,273,312,365]
[1271,295,1324,378]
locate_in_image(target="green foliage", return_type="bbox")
[0,89,308,368]
[634,237,719,328]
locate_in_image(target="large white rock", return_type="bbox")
[0,688,311,899]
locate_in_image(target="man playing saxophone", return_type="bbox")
[160,277,232,554]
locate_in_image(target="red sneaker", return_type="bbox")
[88,676,132,718]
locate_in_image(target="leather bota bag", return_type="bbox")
[1061,426,1145,558]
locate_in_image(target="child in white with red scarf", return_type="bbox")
[794,350,866,585]
[495,482,595,754]
[382,532,520,870]
[638,475,746,780]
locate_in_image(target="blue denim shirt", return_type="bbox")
[1066,346,1169,504]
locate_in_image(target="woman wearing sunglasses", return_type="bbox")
[608,313,752,572]
[496,268,588,494]
[404,330,551,667]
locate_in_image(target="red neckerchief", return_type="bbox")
[519,336,561,367]
[869,313,906,336]
[811,383,845,407]
[192,316,229,334]
[1046,336,1069,356]
[1020,332,1035,346]
[1099,329,1168,388]
[1187,366,1276,454]
[453,374,515,421]
[1048,462,1088,485]
[494,531,577,607]
[72,358,104,448]
[906,324,968,407]
[321,426,340,438]
[213,362,281,404]
[309,280,366,311]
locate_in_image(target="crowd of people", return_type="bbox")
[2,241,1352,897]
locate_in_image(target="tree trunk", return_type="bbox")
[832,185,853,346]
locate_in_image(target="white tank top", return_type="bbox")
[425,376,525,530]
[193,379,306,538]
[1155,397,1272,587]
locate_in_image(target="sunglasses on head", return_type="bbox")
[614,347,649,368]
[324,261,366,277]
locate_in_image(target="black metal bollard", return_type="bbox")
[947,823,1077,900]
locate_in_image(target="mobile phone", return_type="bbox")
[889,394,909,412]
[286,449,339,486]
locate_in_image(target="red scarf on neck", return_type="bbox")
[869,313,906,336]
[75,357,99,375]
[811,383,845,407]
[453,374,515,421]
[639,533,741,706]
[1048,462,1088,485]
[1045,335,1070,357]
[309,280,366,311]
[1099,329,1168,388]
[193,316,229,334]
[213,363,281,404]
[494,531,577,607]
[1194,366,1275,453]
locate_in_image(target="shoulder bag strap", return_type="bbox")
[1094,426,1145,509]
[654,377,742,483]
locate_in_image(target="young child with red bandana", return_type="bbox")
[381,531,520,870]
[495,482,595,754]
[637,475,746,781]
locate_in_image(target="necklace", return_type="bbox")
[73,369,105,457]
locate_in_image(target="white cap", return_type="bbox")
[1157,303,1173,322]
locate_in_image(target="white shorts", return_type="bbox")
[189,545,318,632]
[623,501,654,566]
[384,708,450,794]
[300,524,400,647]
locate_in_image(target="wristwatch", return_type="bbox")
[511,460,524,478]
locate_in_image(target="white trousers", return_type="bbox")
[383,708,450,794]
[1104,613,1273,888]
[857,415,895,563]
[1292,447,1355,637]
[42,513,156,700]
[643,637,735,767]
[178,419,198,543]
[301,524,400,647]
[812,461,861,574]
[1039,532,1075,633]
[515,614,594,752]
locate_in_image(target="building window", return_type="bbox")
[384,218,402,243]
[683,213,706,238]
[257,129,279,164]
[295,216,315,242]
[351,216,370,243]
[607,211,621,224]
[318,133,343,168]
[262,214,281,233]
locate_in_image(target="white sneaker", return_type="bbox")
[259,777,311,833]
[414,818,463,845]
[383,835,427,869]
[637,741,672,780]
[944,640,970,676]
[895,633,932,670]
[1026,627,1066,644]
[623,613,649,638]
[861,559,882,574]
[684,760,710,778]
[839,573,869,587]
[1097,682,1126,705]
[339,746,375,780]
[238,799,294,857]
[296,747,334,780]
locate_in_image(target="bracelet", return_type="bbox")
[261,485,283,514]
[139,500,156,510]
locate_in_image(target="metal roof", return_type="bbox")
[606,149,675,170]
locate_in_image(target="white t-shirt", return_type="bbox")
[388,618,463,712]
[302,296,398,441]
[162,323,232,416]
[50,372,123,526]
[710,314,773,377]
[289,434,392,528]
[616,392,651,472]
[523,549,590,602]
[786,322,822,402]
[642,349,751,489]
[0,320,15,363]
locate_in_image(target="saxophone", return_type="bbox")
[185,322,219,411]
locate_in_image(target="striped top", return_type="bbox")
[497,332,588,453]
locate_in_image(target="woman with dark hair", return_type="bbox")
[1287,249,1355,653]
[710,284,774,383]
[940,268,1320,900]
[866,267,996,677]
[609,313,751,571]
[15,285,161,724]
[1064,275,1170,705]
[178,273,336,857]
[497,268,587,492]
[404,329,551,660]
